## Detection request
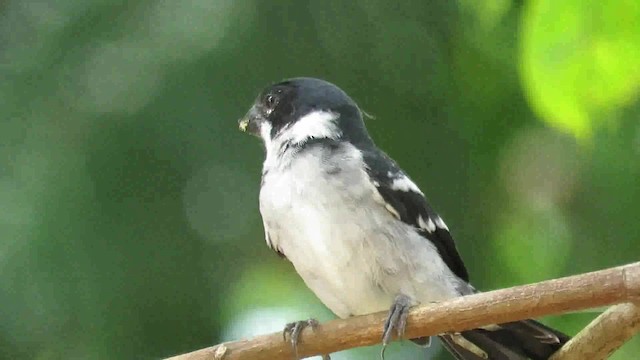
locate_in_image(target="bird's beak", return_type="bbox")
[238,105,262,136]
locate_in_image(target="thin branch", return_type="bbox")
[550,302,640,360]
[167,262,640,360]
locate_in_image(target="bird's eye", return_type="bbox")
[265,94,278,108]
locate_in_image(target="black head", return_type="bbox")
[239,77,373,147]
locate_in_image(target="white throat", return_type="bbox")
[261,110,341,171]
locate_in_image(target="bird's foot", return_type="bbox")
[380,294,412,360]
[283,319,330,360]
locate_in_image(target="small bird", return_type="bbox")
[238,77,569,360]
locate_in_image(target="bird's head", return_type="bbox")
[238,77,372,148]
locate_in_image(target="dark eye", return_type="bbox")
[265,94,278,108]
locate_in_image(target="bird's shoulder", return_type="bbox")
[361,149,470,282]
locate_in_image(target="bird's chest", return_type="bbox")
[259,151,372,258]
[259,150,394,316]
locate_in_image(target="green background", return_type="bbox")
[1,1,639,359]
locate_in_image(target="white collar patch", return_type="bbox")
[263,110,342,172]
[280,110,341,144]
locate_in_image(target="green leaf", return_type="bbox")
[520,0,640,139]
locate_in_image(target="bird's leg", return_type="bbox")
[282,319,331,360]
[380,294,412,359]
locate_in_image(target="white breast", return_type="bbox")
[259,143,460,318]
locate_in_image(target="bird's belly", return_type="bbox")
[273,203,395,318]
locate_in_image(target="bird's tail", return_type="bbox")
[437,319,570,360]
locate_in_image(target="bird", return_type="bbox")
[238,77,570,359]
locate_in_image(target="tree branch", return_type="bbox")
[167,262,640,360]
[550,302,640,360]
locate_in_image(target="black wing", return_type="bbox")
[363,150,469,282]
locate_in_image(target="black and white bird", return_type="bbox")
[238,77,569,360]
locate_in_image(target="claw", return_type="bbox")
[283,319,330,359]
[380,294,412,360]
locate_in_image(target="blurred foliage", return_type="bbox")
[521,0,640,139]
[1,1,638,359]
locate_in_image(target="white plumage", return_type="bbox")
[258,111,461,318]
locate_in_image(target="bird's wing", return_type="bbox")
[363,150,469,282]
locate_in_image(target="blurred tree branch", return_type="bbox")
[550,302,640,360]
[167,262,640,360]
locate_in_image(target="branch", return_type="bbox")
[167,262,640,360]
[550,302,640,360]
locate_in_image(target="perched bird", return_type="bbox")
[238,77,569,359]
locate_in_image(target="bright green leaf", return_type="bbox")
[520,0,640,139]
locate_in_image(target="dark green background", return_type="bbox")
[1,1,638,359]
